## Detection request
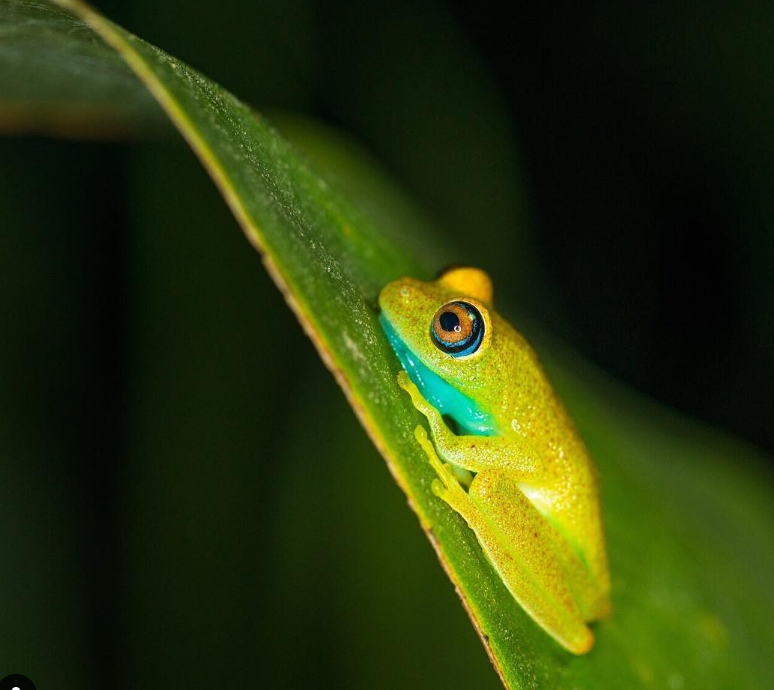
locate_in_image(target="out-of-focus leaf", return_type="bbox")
[1,1,773,688]
[0,0,162,136]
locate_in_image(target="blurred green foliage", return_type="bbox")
[1,1,773,688]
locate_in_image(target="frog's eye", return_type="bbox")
[430,301,485,357]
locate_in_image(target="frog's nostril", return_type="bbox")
[378,278,417,311]
[379,280,403,311]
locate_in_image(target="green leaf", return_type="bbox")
[1,1,773,688]
[0,0,162,136]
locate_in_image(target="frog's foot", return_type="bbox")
[398,371,455,445]
[413,426,476,520]
[398,371,439,420]
[396,369,414,393]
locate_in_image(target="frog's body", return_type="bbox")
[379,267,611,654]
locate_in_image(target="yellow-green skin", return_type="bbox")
[379,267,611,654]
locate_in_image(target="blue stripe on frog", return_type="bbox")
[380,314,498,436]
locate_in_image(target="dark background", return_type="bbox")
[1,1,772,688]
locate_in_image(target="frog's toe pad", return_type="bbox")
[431,478,448,499]
[433,461,468,497]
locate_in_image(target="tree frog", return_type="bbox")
[379,267,611,654]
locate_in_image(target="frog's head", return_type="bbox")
[379,267,499,434]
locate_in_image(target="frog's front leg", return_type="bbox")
[398,371,541,477]
[413,425,594,655]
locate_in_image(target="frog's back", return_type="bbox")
[488,316,611,615]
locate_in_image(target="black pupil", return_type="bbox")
[439,311,461,332]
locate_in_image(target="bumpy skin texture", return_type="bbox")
[379,268,611,655]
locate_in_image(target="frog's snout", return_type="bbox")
[378,278,418,312]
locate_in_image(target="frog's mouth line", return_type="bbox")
[380,314,498,437]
